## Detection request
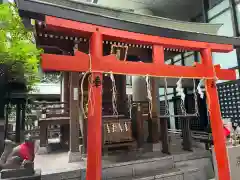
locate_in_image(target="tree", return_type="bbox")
[0,2,42,91]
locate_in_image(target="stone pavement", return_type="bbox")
[34,135,213,179]
[34,147,213,180]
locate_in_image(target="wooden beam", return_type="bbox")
[214,64,236,80]
[41,52,236,80]
[41,51,89,72]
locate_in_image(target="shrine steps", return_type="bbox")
[110,168,203,180]
[100,156,211,180]
[39,150,214,180]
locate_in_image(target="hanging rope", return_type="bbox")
[124,122,129,131]
[193,79,199,116]
[109,72,118,117]
[110,44,129,61]
[176,78,187,116]
[203,64,220,116]
[128,95,132,119]
[163,78,170,116]
[106,124,110,133]
[80,72,89,119]
[88,74,95,117]
[80,54,94,119]
[146,75,153,118]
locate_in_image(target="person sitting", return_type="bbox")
[0,134,35,170]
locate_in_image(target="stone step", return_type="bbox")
[102,156,175,179]
[105,167,206,180]
[0,169,41,180]
[40,151,213,180]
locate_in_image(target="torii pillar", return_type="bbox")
[202,49,230,180]
[86,32,103,180]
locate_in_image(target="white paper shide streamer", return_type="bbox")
[145,75,153,118]
[110,72,118,117]
[197,79,204,99]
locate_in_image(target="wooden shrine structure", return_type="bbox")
[16,0,240,180]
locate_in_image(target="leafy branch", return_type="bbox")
[0,3,42,91]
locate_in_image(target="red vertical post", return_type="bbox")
[152,45,165,64]
[86,32,103,180]
[150,45,164,143]
[201,48,230,180]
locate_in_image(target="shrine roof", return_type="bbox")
[16,0,240,46]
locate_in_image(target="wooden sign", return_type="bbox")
[103,118,133,144]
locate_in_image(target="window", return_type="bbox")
[209,10,238,69]
[209,0,225,9]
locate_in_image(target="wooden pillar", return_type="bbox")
[60,75,63,101]
[132,103,144,148]
[148,78,160,143]
[63,72,70,110]
[181,95,192,151]
[4,104,9,141]
[160,118,170,154]
[149,45,164,143]
[21,103,26,131]
[15,103,21,143]
[181,118,192,151]
[118,76,127,115]
[201,48,230,180]
[61,72,70,147]
[114,48,127,116]
[69,72,80,157]
[39,122,48,147]
[20,102,26,141]
[86,32,103,180]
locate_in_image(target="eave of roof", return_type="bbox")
[16,0,240,46]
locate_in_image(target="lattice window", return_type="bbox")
[217,80,240,126]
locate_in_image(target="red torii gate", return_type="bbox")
[41,16,236,180]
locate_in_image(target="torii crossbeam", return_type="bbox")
[39,16,236,180]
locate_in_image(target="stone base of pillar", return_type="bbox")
[36,146,49,155]
[68,145,84,163]
[147,118,160,143]
[152,143,161,152]
[68,150,82,163]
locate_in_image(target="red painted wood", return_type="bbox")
[152,45,165,64]
[41,52,236,80]
[94,55,214,78]
[86,32,103,180]
[45,16,233,53]
[41,51,89,72]
[214,64,236,80]
[202,49,230,180]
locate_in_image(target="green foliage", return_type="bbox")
[0,3,42,91]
